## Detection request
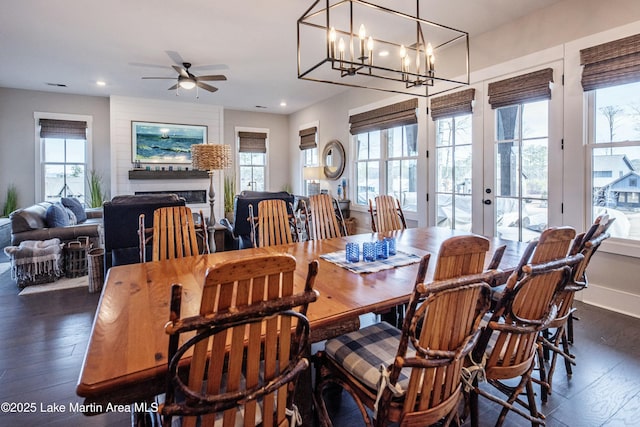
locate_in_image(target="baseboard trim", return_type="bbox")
[579,283,640,319]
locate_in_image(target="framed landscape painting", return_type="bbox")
[131,121,207,164]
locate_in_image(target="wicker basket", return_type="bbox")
[65,241,88,278]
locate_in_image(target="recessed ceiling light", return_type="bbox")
[378,50,389,57]
[280,101,287,107]
[96,81,106,86]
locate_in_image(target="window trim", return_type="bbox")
[34,112,93,203]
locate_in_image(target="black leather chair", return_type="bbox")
[102,194,185,275]
[219,191,295,250]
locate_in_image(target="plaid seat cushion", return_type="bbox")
[324,321,415,391]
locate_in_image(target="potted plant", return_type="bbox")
[224,176,236,222]
[87,170,106,208]
[1,184,18,217]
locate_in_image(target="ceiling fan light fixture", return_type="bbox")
[179,78,196,90]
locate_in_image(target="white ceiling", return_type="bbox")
[0,0,562,114]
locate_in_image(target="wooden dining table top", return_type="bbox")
[76,226,525,404]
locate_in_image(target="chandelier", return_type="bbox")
[297,0,470,97]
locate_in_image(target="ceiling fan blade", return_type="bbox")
[167,84,179,91]
[197,75,227,81]
[142,77,176,80]
[196,82,218,93]
[172,65,189,78]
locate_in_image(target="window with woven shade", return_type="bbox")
[299,126,319,196]
[583,34,640,243]
[237,130,267,192]
[350,99,419,211]
[37,117,90,204]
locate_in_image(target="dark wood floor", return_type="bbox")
[1,260,639,426]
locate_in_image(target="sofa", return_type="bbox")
[102,194,185,274]
[10,201,103,248]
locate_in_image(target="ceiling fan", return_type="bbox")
[142,62,227,96]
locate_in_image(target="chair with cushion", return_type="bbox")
[160,254,318,427]
[537,215,614,402]
[315,235,499,427]
[138,205,207,262]
[220,191,296,249]
[102,194,185,274]
[368,195,407,233]
[250,199,298,247]
[303,194,347,240]
[468,227,583,427]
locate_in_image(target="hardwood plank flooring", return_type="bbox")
[1,261,639,426]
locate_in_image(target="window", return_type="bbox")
[299,126,319,196]
[37,117,90,204]
[435,114,472,230]
[587,81,640,241]
[238,131,267,192]
[350,99,419,211]
[355,124,418,211]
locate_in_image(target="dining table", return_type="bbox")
[76,226,526,420]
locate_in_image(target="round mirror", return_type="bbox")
[322,140,345,180]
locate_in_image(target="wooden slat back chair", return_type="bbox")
[305,194,347,240]
[161,254,319,427]
[315,235,500,427]
[249,199,298,247]
[139,206,207,262]
[368,195,407,233]
[537,215,614,402]
[468,227,582,427]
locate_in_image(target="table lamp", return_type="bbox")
[191,143,232,226]
[303,166,323,196]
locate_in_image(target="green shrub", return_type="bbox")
[2,184,18,217]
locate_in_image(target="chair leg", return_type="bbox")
[536,341,549,404]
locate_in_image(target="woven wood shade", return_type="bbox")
[430,88,476,120]
[238,132,267,153]
[191,144,232,171]
[39,119,87,139]
[349,98,418,135]
[299,127,318,150]
[580,33,640,91]
[488,68,553,109]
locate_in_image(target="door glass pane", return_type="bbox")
[496,142,520,197]
[436,147,452,192]
[454,115,472,145]
[436,118,453,146]
[388,127,403,158]
[454,195,472,231]
[496,105,520,141]
[522,139,548,198]
[522,101,548,139]
[437,194,452,227]
[404,124,418,156]
[454,145,472,195]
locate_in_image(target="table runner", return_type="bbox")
[320,249,421,274]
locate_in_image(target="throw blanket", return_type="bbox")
[4,238,63,282]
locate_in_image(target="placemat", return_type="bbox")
[320,249,421,274]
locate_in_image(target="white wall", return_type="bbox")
[0,88,110,207]
[109,96,223,219]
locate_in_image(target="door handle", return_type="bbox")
[483,199,492,205]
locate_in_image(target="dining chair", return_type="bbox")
[315,235,500,427]
[368,195,407,233]
[537,215,614,402]
[304,194,347,240]
[138,205,208,262]
[468,227,583,427]
[160,254,319,427]
[249,198,298,247]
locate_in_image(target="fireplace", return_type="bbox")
[135,190,207,204]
